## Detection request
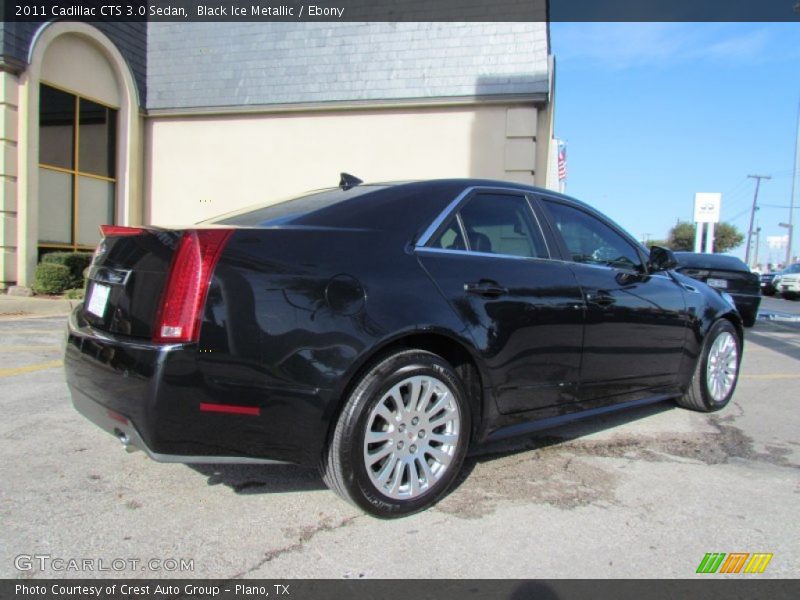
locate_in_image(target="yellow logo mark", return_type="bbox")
[743,553,773,574]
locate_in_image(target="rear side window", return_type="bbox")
[432,221,466,251]
[430,193,548,259]
[544,200,643,271]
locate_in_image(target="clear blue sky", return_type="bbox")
[550,22,800,265]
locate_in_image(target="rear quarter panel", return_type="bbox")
[197,227,475,464]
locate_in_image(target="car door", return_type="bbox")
[416,188,586,414]
[537,197,689,401]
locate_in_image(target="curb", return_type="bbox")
[0,294,78,317]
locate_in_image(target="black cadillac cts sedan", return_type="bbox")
[65,178,744,517]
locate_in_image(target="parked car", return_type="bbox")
[760,271,779,296]
[673,252,761,327]
[774,263,800,300]
[65,178,744,517]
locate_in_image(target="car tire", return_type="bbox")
[741,311,756,328]
[321,349,471,518]
[677,319,741,412]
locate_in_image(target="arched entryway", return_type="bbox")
[16,22,141,287]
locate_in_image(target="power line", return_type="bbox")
[728,207,752,222]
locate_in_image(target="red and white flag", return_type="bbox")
[557,143,567,181]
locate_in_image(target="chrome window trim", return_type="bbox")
[523,194,551,258]
[415,186,474,248]
[565,260,644,275]
[416,247,568,267]
[455,212,469,251]
[415,185,552,260]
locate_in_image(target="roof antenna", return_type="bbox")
[339,172,363,190]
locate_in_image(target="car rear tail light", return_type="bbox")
[154,229,233,343]
[100,225,146,237]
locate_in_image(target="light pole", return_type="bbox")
[753,226,761,268]
[788,94,800,265]
[780,222,793,267]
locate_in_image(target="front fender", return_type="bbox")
[672,271,743,389]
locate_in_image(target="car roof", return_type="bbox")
[208,178,593,235]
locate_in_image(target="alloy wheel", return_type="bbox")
[363,375,461,500]
[706,331,739,402]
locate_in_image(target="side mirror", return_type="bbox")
[648,246,678,272]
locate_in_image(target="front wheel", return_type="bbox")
[321,349,471,518]
[677,319,741,412]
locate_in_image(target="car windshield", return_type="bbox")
[203,185,389,226]
[783,264,800,274]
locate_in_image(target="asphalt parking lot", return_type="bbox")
[1,297,798,579]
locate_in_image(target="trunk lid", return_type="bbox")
[678,267,759,295]
[83,227,181,338]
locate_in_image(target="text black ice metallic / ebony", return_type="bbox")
[65,178,745,517]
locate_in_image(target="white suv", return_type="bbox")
[776,263,800,300]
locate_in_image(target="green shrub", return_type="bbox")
[33,263,72,295]
[42,252,93,287]
[64,288,85,300]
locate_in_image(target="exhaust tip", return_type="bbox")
[114,428,135,452]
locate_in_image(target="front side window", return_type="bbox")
[38,83,117,250]
[430,193,547,259]
[544,200,643,271]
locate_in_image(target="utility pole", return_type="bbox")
[788,95,800,265]
[745,174,771,267]
[753,226,761,268]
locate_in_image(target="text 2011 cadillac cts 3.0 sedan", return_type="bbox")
[65,177,744,517]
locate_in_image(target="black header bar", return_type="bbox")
[4,0,800,23]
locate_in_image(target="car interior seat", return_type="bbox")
[467,231,492,253]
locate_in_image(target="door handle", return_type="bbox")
[464,280,508,298]
[586,291,615,306]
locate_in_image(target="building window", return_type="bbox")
[38,83,117,250]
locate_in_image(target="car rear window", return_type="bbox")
[205,185,390,226]
[676,253,749,271]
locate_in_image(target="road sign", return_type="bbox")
[694,193,721,224]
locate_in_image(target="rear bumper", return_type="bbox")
[65,308,327,465]
[780,280,800,293]
[729,292,761,316]
[71,391,280,464]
